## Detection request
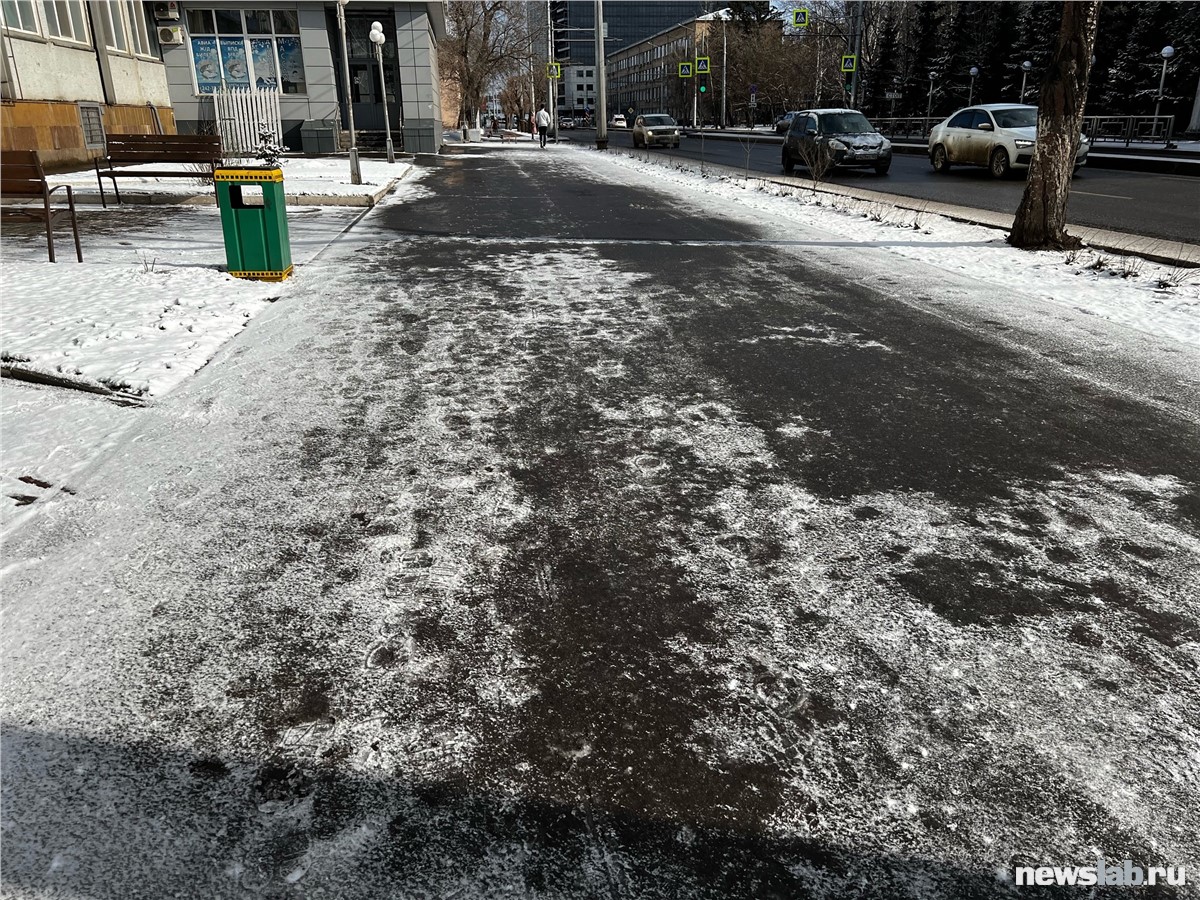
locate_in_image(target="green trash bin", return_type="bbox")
[214,166,292,281]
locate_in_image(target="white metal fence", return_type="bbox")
[213,86,282,158]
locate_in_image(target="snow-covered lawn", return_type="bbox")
[44,155,414,201]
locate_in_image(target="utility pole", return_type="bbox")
[691,21,698,127]
[849,0,864,108]
[548,0,558,143]
[720,13,727,127]
[595,0,607,149]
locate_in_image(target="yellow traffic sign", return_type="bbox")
[792,8,809,27]
[841,55,857,73]
[678,62,693,78]
[546,62,561,79]
[695,56,710,74]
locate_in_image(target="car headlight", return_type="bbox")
[880,138,891,151]
[1080,135,1090,145]
[828,139,847,151]
[645,130,654,137]
[1014,139,1034,149]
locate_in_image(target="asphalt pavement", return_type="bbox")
[3,145,1199,899]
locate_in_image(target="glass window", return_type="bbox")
[276,35,304,93]
[101,2,125,50]
[947,110,974,129]
[244,9,272,34]
[78,102,105,148]
[969,110,991,129]
[186,9,213,34]
[2,0,39,32]
[271,9,297,33]
[214,9,241,34]
[187,9,305,94]
[126,0,151,55]
[993,107,1037,128]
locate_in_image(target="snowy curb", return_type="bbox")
[605,146,1200,268]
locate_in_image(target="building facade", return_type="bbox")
[1,1,174,168]
[605,14,718,124]
[161,2,444,154]
[551,0,707,116]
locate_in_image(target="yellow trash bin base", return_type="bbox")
[229,265,293,282]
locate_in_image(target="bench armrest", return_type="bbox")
[46,184,73,198]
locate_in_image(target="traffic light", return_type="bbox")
[699,75,708,94]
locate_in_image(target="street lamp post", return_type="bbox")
[368,22,395,163]
[968,66,979,105]
[1020,60,1032,103]
[926,71,936,121]
[335,0,361,184]
[594,0,607,149]
[1154,45,1175,137]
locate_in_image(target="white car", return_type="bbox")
[609,114,627,128]
[928,103,1089,178]
[631,114,681,149]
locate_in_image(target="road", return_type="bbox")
[563,127,1200,245]
[3,145,1198,898]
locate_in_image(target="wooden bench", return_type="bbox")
[94,133,223,208]
[1,150,83,263]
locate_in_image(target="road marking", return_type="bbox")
[1071,190,1132,200]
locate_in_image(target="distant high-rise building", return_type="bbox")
[551,1,711,117]
[552,1,711,66]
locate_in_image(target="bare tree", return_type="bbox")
[439,1,535,130]
[1008,1,1101,251]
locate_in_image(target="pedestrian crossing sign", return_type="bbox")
[792,8,809,27]
[695,57,710,74]
[678,62,693,78]
[547,62,561,79]
[841,55,857,73]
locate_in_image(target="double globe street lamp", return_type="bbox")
[368,21,396,163]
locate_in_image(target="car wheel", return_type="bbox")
[874,161,890,176]
[931,144,950,173]
[989,147,1011,179]
[782,147,795,174]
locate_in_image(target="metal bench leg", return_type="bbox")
[67,188,82,262]
[112,177,121,206]
[42,196,56,263]
[95,161,108,209]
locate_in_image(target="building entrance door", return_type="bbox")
[335,11,399,134]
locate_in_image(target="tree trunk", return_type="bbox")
[1008,1,1101,251]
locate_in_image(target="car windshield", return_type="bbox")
[993,108,1038,128]
[642,115,675,127]
[819,112,875,134]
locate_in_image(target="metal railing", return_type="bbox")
[1081,115,1174,147]
[870,114,1178,148]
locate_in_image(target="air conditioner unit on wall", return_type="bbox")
[158,26,183,45]
[153,2,180,20]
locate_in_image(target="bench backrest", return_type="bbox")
[1,150,49,197]
[104,133,223,164]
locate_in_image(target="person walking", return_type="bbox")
[536,105,551,148]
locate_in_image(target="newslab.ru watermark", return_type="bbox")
[1015,858,1187,887]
